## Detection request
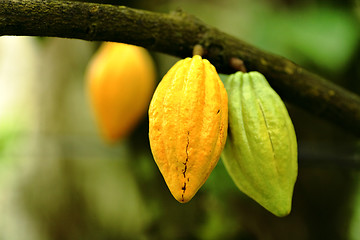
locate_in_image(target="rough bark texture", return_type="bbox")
[1,0,360,136]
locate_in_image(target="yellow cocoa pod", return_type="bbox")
[222,71,298,217]
[149,55,228,203]
[86,42,156,143]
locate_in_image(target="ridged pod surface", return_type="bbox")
[222,71,297,217]
[86,42,156,142]
[149,55,228,203]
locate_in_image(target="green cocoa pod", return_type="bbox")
[222,71,298,217]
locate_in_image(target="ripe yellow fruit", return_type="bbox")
[148,55,228,203]
[86,42,156,142]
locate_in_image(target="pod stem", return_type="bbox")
[230,57,247,72]
[193,44,206,57]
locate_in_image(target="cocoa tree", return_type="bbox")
[1,1,360,239]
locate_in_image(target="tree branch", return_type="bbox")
[1,0,360,136]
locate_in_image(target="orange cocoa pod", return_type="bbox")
[148,55,228,203]
[86,42,156,142]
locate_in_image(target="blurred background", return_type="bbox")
[0,0,359,239]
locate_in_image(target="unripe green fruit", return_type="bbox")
[222,71,298,217]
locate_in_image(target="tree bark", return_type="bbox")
[1,0,360,136]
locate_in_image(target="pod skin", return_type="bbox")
[222,71,297,217]
[86,42,156,143]
[149,55,228,203]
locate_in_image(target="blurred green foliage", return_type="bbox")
[166,0,359,78]
[0,0,359,239]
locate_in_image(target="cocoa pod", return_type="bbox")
[148,55,228,203]
[222,71,297,217]
[86,42,156,143]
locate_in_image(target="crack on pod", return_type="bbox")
[182,182,187,191]
[181,131,190,202]
[182,164,187,178]
[258,100,276,164]
[182,131,190,178]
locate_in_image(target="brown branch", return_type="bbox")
[1,0,360,136]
